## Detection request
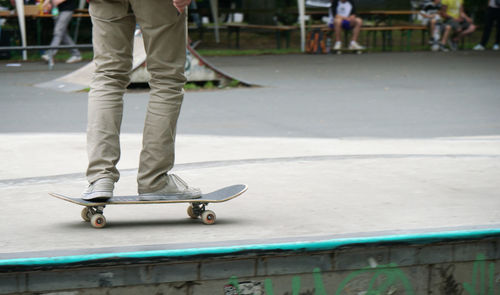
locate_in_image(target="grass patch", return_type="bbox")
[197,48,302,56]
[78,87,91,93]
[4,50,93,62]
[126,79,248,93]
[183,79,246,91]
[184,82,201,91]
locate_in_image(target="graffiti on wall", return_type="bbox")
[225,254,497,295]
[463,254,497,295]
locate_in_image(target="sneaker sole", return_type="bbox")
[66,59,82,64]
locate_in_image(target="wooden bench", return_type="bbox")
[310,24,428,51]
[0,11,89,18]
[304,9,429,51]
[226,23,296,49]
[362,25,428,51]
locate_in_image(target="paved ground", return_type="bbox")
[0,51,499,257]
[2,51,500,137]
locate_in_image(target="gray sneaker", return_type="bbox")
[473,44,485,51]
[448,39,458,51]
[82,178,114,201]
[66,55,82,64]
[139,174,202,201]
[48,56,55,70]
[439,43,449,52]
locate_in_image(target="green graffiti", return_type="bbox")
[313,267,327,295]
[227,276,240,293]
[463,254,496,295]
[226,253,497,295]
[335,263,414,295]
[227,264,413,295]
[292,276,301,295]
[265,278,274,295]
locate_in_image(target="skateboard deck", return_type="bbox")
[335,48,365,55]
[50,184,248,228]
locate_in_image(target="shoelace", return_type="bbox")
[171,174,189,189]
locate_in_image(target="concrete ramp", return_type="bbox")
[36,34,249,92]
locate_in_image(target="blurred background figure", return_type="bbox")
[439,0,476,51]
[418,0,442,51]
[473,0,500,50]
[41,0,81,68]
[329,0,365,51]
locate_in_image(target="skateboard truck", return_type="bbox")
[81,205,107,228]
[187,202,216,225]
[189,202,205,216]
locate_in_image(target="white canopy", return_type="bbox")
[298,0,305,52]
[14,0,27,60]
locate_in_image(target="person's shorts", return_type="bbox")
[328,19,353,30]
[444,18,471,32]
[420,15,441,26]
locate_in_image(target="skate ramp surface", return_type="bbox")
[35,35,248,92]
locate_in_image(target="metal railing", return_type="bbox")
[0,44,93,51]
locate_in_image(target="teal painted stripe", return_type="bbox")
[1,228,499,267]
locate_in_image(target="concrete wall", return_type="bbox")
[1,237,499,294]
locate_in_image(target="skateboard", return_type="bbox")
[50,184,248,228]
[335,48,365,55]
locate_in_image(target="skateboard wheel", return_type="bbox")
[187,205,198,219]
[201,210,216,225]
[90,214,107,229]
[81,207,92,222]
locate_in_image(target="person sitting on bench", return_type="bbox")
[439,0,476,51]
[418,0,443,51]
[328,0,365,51]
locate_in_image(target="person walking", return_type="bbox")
[82,0,201,201]
[42,0,82,68]
[473,0,500,50]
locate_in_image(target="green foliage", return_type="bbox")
[228,79,241,88]
[6,50,93,62]
[197,48,301,56]
[184,82,201,90]
[204,81,215,89]
[0,0,13,9]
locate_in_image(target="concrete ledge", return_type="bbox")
[1,228,499,294]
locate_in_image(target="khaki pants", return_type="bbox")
[86,0,187,194]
